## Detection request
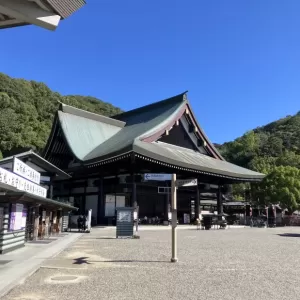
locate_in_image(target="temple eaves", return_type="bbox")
[0,0,86,30]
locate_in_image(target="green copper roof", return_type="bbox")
[133,141,264,180]
[45,92,265,181]
[58,108,123,161]
[84,93,186,161]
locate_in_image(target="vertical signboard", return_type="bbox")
[116,207,134,238]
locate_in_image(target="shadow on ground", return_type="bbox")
[73,257,169,265]
[277,233,300,238]
[76,237,116,241]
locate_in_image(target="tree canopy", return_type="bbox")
[218,114,300,211]
[252,166,300,212]
[0,73,122,157]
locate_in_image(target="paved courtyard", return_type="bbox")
[2,226,300,300]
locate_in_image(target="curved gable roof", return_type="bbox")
[44,92,226,163]
[43,92,264,181]
[84,92,187,162]
[58,110,123,161]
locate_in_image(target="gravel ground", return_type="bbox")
[2,226,300,300]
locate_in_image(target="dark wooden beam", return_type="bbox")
[188,124,194,133]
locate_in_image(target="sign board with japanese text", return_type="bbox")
[9,203,26,231]
[144,173,172,181]
[13,157,41,185]
[176,178,198,187]
[0,167,47,198]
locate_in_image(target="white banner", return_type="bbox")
[105,195,115,217]
[0,166,47,198]
[13,157,41,184]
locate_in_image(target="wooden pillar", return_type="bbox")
[132,180,137,208]
[130,153,137,208]
[217,185,223,219]
[45,210,50,231]
[97,177,104,225]
[195,183,200,220]
[33,206,40,240]
[49,177,54,199]
[58,209,63,233]
[52,210,57,235]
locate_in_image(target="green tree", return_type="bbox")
[260,136,283,157]
[248,156,275,173]
[232,183,249,200]
[221,131,259,168]
[276,151,300,168]
[253,166,300,212]
[0,73,123,156]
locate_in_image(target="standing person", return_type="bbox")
[82,214,87,232]
[77,215,83,232]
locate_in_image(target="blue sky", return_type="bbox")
[1,0,300,144]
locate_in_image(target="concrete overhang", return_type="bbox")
[0,0,85,31]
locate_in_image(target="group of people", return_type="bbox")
[141,216,161,225]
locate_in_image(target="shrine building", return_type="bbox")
[43,92,264,225]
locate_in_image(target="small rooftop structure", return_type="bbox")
[0,150,70,180]
[0,0,86,30]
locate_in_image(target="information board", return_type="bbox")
[118,211,131,222]
[13,157,41,184]
[0,167,47,198]
[9,203,25,231]
[116,207,134,238]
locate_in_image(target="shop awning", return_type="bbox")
[0,181,77,210]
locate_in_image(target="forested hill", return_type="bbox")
[218,113,300,211]
[219,112,300,173]
[0,73,122,158]
[1,70,299,169]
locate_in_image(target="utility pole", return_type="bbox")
[171,173,178,263]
